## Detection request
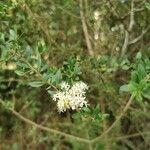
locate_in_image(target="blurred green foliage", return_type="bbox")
[0,0,150,150]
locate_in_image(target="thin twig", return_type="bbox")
[79,0,94,56]
[129,0,135,32]
[19,101,33,113]
[115,131,150,140]
[0,78,29,83]
[12,50,58,91]
[121,24,150,55]
[129,25,150,45]
[120,7,144,20]
[121,0,134,57]
[10,109,90,143]
[121,30,129,57]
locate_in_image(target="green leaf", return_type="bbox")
[129,82,139,92]
[137,64,146,80]
[102,113,110,119]
[9,29,17,41]
[136,52,142,59]
[120,84,130,92]
[93,104,100,114]
[135,92,143,102]
[139,79,147,91]
[145,2,150,10]
[16,62,29,69]
[142,92,150,99]
[122,65,130,70]
[3,101,14,109]
[52,69,62,84]
[131,71,138,82]
[142,86,150,99]
[72,113,81,119]
[47,90,56,96]
[28,81,44,87]
[15,70,25,76]
[82,107,91,113]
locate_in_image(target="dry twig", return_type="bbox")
[79,0,94,56]
[129,25,150,45]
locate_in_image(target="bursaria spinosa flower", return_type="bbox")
[52,81,89,113]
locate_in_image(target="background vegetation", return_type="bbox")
[0,0,150,149]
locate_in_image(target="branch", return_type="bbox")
[91,95,134,144]
[120,7,144,20]
[121,18,150,56]
[121,30,129,57]
[0,99,90,144]
[1,95,149,145]
[115,131,150,141]
[129,0,135,32]
[12,50,58,91]
[121,0,134,57]
[79,0,94,56]
[129,25,150,45]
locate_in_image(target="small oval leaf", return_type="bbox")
[28,81,44,87]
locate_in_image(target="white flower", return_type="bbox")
[7,62,17,70]
[94,33,99,40]
[57,99,70,112]
[94,10,100,20]
[60,82,70,90]
[52,81,89,113]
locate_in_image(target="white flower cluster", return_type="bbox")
[53,81,89,113]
